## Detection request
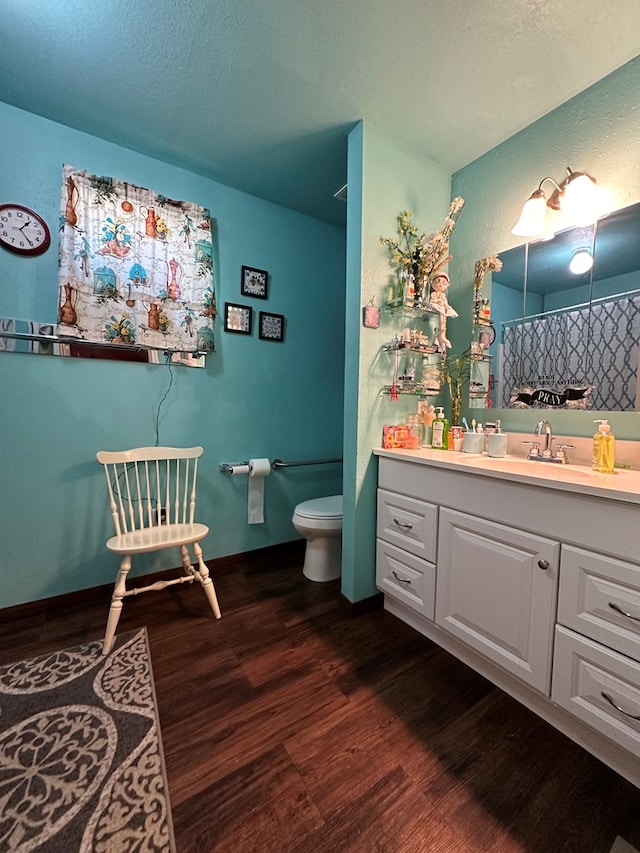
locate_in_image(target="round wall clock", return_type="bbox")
[0,204,51,256]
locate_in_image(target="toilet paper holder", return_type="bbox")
[220,456,342,473]
[219,461,248,473]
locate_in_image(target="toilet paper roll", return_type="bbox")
[229,464,250,476]
[248,458,271,524]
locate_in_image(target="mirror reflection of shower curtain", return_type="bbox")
[501,293,640,410]
[587,294,640,409]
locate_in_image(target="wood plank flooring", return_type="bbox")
[2,542,640,852]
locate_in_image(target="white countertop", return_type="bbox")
[374,446,640,505]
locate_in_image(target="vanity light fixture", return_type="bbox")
[511,167,608,239]
[569,247,594,275]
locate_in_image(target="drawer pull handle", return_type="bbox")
[393,518,413,530]
[392,571,412,585]
[537,559,550,570]
[609,601,640,622]
[601,691,640,721]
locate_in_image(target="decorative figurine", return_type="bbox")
[427,272,458,349]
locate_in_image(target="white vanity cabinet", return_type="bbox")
[375,450,640,788]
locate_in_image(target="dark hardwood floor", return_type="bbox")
[2,542,640,853]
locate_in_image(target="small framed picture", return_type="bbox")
[224,302,253,335]
[241,265,269,299]
[259,311,285,342]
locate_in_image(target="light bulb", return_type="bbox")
[569,248,593,275]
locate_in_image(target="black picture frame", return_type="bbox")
[258,311,285,342]
[241,265,269,299]
[224,302,253,335]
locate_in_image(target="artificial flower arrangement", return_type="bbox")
[380,197,465,304]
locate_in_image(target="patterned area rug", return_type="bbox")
[611,838,640,853]
[0,628,175,853]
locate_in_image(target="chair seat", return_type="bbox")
[106,522,209,555]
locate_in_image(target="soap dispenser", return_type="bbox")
[431,406,449,450]
[592,419,615,473]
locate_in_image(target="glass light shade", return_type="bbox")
[511,193,548,238]
[569,248,593,275]
[562,174,602,225]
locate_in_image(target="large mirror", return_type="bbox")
[474,201,640,412]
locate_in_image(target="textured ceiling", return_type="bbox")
[1,0,639,227]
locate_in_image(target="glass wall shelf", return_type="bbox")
[382,384,439,397]
[385,297,438,319]
[383,341,439,356]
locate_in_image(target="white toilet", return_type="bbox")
[292,494,343,582]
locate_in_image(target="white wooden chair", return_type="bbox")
[96,446,221,654]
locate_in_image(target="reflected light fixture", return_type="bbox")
[511,167,608,239]
[569,247,593,275]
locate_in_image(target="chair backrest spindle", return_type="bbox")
[97,446,204,536]
[189,458,198,523]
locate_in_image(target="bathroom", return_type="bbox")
[1,55,640,612]
[3,6,640,850]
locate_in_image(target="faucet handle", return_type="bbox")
[522,440,539,459]
[554,443,575,463]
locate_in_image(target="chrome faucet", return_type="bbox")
[535,419,553,454]
[523,419,574,464]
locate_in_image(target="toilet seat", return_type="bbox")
[294,495,342,520]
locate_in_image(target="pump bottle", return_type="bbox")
[431,406,449,450]
[592,419,615,474]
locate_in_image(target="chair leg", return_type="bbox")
[180,544,196,581]
[103,554,131,655]
[192,540,221,619]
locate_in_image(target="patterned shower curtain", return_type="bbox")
[502,293,640,410]
[57,165,216,353]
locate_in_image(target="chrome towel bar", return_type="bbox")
[272,457,342,469]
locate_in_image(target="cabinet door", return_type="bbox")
[435,508,559,694]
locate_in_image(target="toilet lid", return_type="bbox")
[295,494,342,519]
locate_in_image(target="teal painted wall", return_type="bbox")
[342,121,450,603]
[450,55,640,439]
[0,102,345,608]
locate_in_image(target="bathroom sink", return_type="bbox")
[459,454,598,481]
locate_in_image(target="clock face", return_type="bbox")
[0,204,51,256]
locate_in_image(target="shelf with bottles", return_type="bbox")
[384,296,440,320]
[469,386,489,399]
[382,383,438,398]
[383,331,439,356]
[473,294,493,326]
[383,346,443,400]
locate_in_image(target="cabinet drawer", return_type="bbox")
[558,546,640,663]
[377,488,438,562]
[376,539,436,620]
[552,625,640,758]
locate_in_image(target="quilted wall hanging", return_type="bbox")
[57,165,217,354]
